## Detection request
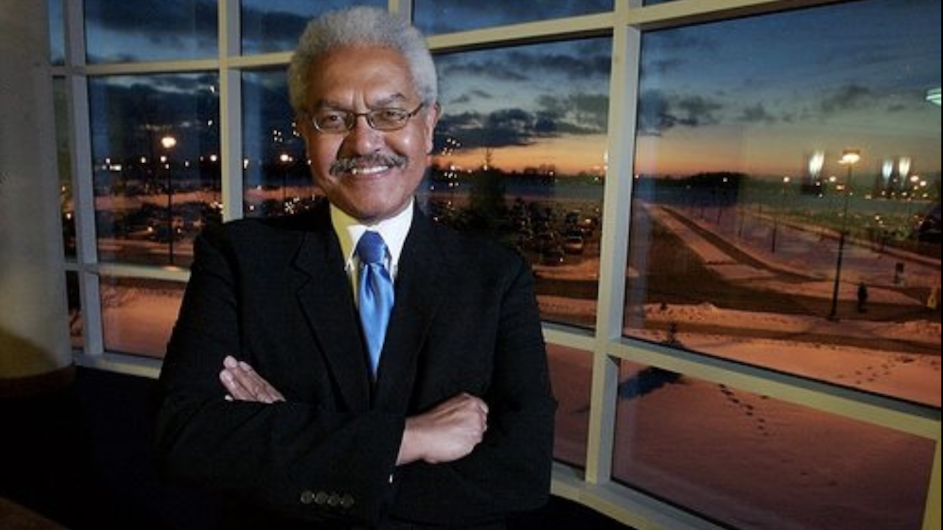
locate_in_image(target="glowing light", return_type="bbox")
[882,159,894,181]
[927,87,941,106]
[161,136,177,150]
[839,149,860,166]
[808,150,825,179]
[898,156,911,180]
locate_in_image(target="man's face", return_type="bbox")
[299,46,438,223]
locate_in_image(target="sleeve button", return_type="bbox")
[340,494,355,509]
[299,490,316,505]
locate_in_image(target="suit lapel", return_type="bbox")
[373,208,447,410]
[293,206,371,412]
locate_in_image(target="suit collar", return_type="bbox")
[371,207,448,409]
[291,202,447,412]
[293,203,372,411]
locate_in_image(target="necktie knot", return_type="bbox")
[357,231,387,265]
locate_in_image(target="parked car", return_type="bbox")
[563,235,585,254]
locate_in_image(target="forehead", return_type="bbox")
[305,46,418,108]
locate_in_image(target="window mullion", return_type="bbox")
[219,0,243,221]
[63,0,106,358]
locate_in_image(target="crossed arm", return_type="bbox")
[219,356,490,466]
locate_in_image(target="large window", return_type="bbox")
[428,40,611,329]
[53,1,940,530]
[84,0,217,63]
[88,74,221,269]
[612,360,935,530]
[625,0,941,407]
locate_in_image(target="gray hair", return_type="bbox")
[287,7,438,114]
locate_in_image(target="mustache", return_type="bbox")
[329,154,408,177]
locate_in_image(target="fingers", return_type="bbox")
[219,356,285,404]
[452,393,489,430]
[405,393,491,464]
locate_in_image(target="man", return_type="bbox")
[154,7,556,530]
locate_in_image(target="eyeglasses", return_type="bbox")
[308,103,425,134]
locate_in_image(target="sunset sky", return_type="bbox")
[428,0,941,180]
[67,0,941,182]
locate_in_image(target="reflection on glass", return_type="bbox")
[242,70,319,218]
[88,74,221,268]
[612,360,934,530]
[241,0,386,55]
[414,0,613,34]
[101,277,185,358]
[547,344,592,468]
[66,272,82,350]
[626,0,941,406]
[84,0,217,63]
[47,0,64,65]
[428,40,611,329]
[53,78,75,258]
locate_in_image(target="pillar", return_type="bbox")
[0,0,74,395]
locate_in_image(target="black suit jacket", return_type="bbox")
[154,201,556,529]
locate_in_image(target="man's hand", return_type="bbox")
[397,393,489,465]
[219,356,285,404]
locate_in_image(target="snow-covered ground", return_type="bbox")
[92,194,939,530]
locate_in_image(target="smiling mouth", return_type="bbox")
[349,165,390,177]
[331,154,407,178]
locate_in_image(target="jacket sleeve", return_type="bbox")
[153,227,403,525]
[388,255,557,525]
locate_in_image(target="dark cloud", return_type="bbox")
[436,108,543,150]
[505,50,610,82]
[435,90,608,152]
[439,60,529,83]
[438,47,609,85]
[637,89,724,136]
[85,0,217,35]
[738,103,777,125]
[449,89,494,106]
[537,94,608,133]
[819,84,876,115]
[414,0,612,34]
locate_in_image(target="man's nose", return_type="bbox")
[343,116,383,152]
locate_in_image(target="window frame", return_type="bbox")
[53,1,942,529]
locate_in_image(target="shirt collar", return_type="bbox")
[330,199,414,276]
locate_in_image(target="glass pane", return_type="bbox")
[101,277,185,358]
[612,360,935,530]
[84,0,217,63]
[88,74,222,269]
[66,272,82,350]
[414,0,613,34]
[428,39,611,329]
[48,0,64,65]
[241,0,387,55]
[627,0,942,406]
[54,77,75,259]
[547,344,592,468]
[242,70,319,217]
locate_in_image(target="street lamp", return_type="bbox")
[161,135,177,265]
[828,149,860,321]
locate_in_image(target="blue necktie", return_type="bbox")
[356,231,394,378]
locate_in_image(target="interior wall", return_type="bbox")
[0,0,73,388]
